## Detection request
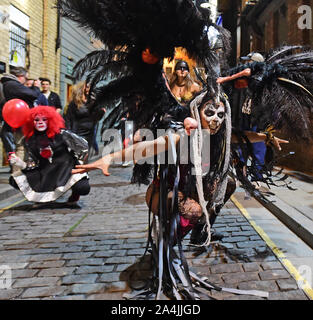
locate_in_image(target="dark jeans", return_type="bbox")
[0,122,15,154]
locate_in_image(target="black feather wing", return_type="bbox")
[57,0,232,131]
[223,46,313,140]
[57,0,209,61]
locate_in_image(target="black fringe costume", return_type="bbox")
[57,1,313,300]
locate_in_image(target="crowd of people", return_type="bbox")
[0,55,288,218]
[0,0,312,300]
[0,66,106,205]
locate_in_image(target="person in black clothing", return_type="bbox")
[1,67,40,108]
[0,67,40,172]
[8,106,90,205]
[40,78,62,113]
[64,81,105,157]
[0,81,5,114]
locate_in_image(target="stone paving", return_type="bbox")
[0,167,309,300]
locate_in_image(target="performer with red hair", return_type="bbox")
[9,106,90,204]
[22,105,65,139]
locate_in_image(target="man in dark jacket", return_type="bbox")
[0,66,40,172]
[40,78,62,113]
[1,67,40,107]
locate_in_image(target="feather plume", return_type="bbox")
[222,46,313,140]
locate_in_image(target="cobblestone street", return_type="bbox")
[0,167,309,300]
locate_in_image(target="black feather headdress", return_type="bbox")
[57,0,231,130]
[56,0,276,301]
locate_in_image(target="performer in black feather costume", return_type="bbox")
[219,46,313,140]
[58,0,313,300]
[56,0,237,300]
[73,87,288,300]
[218,45,313,193]
[57,0,231,130]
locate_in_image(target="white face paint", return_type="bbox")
[200,101,225,135]
[34,115,48,132]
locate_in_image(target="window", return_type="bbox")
[9,22,27,67]
[9,5,29,68]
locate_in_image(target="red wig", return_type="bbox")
[23,106,65,140]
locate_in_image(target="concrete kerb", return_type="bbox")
[254,194,313,250]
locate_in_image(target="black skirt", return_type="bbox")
[13,133,88,202]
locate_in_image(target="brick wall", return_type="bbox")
[264,13,275,49]
[0,1,60,166]
[280,0,313,173]
[250,0,313,173]
[0,0,60,92]
[41,0,61,93]
[0,2,10,67]
[263,0,307,49]
[287,0,306,45]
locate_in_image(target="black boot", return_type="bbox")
[208,211,224,242]
[190,224,224,245]
[211,232,224,241]
[189,211,224,245]
[189,223,209,245]
[67,193,80,204]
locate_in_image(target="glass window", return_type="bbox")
[9,22,27,67]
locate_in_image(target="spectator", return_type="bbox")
[64,81,105,157]
[0,66,40,173]
[40,78,62,113]
[25,78,35,88]
[25,78,48,106]
[1,67,40,106]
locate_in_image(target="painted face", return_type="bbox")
[200,100,225,135]
[34,115,48,132]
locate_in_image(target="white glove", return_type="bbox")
[9,154,27,170]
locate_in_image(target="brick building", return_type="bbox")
[0,0,60,91]
[236,0,313,56]
[218,0,313,173]
[0,1,97,165]
[0,1,60,166]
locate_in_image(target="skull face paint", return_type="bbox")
[200,100,225,135]
[34,115,48,132]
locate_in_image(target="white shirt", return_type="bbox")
[43,91,51,100]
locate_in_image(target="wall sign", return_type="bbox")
[66,63,73,75]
